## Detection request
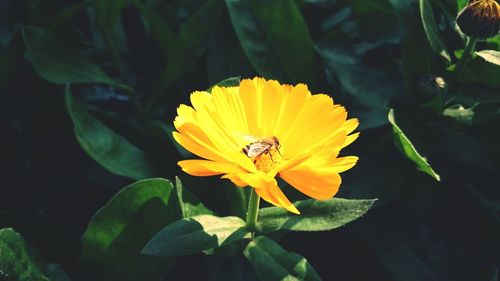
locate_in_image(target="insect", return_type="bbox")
[242,136,281,161]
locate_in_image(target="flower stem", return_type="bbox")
[454,37,477,78]
[245,188,260,232]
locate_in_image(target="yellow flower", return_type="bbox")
[173,77,359,214]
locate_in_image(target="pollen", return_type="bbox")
[253,148,282,173]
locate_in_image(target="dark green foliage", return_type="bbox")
[142,215,248,257]
[1,0,499,280]
[0,228,51,281]
[81,178,178,281]
[256,198,376,233]
[244,236,322,281]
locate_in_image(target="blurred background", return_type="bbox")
[1,0,499,280]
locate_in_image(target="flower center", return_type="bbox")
[241,136,282,173]
[253,148,281,173]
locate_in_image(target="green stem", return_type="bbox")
[454,37,477,77]
[245,188,261,232]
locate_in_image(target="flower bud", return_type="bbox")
[456,0,500,39]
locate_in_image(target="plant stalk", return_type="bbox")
[454,37,477,77]
[245,188,261,232]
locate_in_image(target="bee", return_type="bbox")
[242,136,281,161]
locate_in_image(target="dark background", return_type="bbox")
[1,0,499,280]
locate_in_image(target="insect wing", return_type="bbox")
[246,142,271,158]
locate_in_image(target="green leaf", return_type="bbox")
[66,87,159,180]
[152,0,223,100]
[457,0,468,10]
[388,108,441,181]
[142,215,248,256]
[475,50,500,66]
[81,178,179,281]
[419,0,451,62]
[226,0,326,89]
[443,104,475,124]
[316,43,403,129]
[0,228,51,281]
[175,176,214,218]
[256,198,376,233]
[461,54,500,88]
[207,76,241,91]
[132,0,175,58]
[22,27,126,88]
[206,17,255,85]
[244,236,322,281]
[389,0,432,93]
[226,0,287,82]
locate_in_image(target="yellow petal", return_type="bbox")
[236,171,275,188]
[280,94,348,157]
[221,173,248,187]
[211,86,249,134]
[323,156,359,173]
[342,132,360,149]
[255,180,300,214]
[172,132,226,162]
[178,160,245,176]
[279,167,341,200]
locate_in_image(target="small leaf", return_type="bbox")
[0,228,51,281]
[244,236,322,281]
[22,27,126,88]
[256,198,376,233]
[66,87,159,180]
[208,76,241,92]
[419,0,451,62]
[388,108,441,181]
[443,104,475,124]
[175,176,214,218]
[475,50,500,66]
[81,178,179,281]
[142,215,248,257]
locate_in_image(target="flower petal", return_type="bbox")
[221,173,248,187]
[178,160,245,176]
[172,132,225,162]
[321,156,359,173]
[255,180,300,214]
[279,167,342,200]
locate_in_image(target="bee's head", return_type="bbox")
[272,136,280,148]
